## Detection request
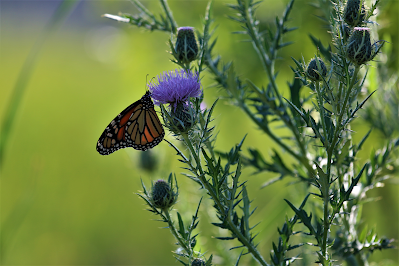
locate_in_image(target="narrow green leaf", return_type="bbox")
[283,97,305,117]
[234,251,243,266]
[205,254,213,266]
[177,212,187,239]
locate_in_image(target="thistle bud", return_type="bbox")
[175,27,198,64]
[346,27,372,65]
[138,150,157,173]
[344,0,366,27]
[191,258,206,266]
[306,58,327,82]
[151,179,177,210]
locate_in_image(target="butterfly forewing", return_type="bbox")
[96,91,164,155]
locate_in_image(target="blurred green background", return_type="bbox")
[1,0,398,265]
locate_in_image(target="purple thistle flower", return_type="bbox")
[149,69,202,109]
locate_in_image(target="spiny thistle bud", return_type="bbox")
[306,58,327,81]
[346,27,372,65]
[151,179,177,210]
[344,0,366,27]
[191,258,206,266]
[138,150,157,173]
[174,27,198,64]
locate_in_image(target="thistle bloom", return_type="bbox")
[149,69,202,109]
[149,69,202,133]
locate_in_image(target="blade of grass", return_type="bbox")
[0,1,79,263]
[0,0,79,168]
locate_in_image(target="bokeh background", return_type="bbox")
[1,0,398,265]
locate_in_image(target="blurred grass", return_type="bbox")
[1,0,397,265]
[0,0,79,166]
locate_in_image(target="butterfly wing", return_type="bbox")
[124,103,165,151]
[96,92,164,155]
[96,101,142,155]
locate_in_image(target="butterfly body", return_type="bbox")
[96,91,164,155]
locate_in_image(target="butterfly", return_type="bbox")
[96,91,164,155]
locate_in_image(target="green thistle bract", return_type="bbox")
[172,102,196,133]
[151,179,177,210]
[306,58,327,81]
[175,27,198,64]
[346,27,372,65]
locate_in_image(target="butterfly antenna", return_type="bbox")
[145,74,150,92]
[145,75,157,96]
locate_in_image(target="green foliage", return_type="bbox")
[3,0,397,265]
[102,0,397,265]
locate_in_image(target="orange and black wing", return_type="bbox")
[96,91,164,155]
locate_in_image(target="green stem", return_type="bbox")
[240,103,316,176]
[321,65,360,263]
[178,134,268,265]
[226,217,269,266]
[315,81,329,148]
[163,209,192,255]
[159,0,178,34]
[239,2,313,167]
[225,177,268,266]
[321,186,330,263]
[132,0,157,23]
[206,54,313,176]
[204,138,217,163]
[244,9,284,109]
[180,133,225,212]
[328,66,360,156]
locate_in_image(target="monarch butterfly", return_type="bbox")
[96,91,164,155]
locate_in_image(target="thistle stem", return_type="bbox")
[178,132,268,265]
[163,208,192,255]
[235,1,312,173]
[228,220,269,266]
[159,0,178,34]
[322,65,361,263]
[315,81,329,148]
[240,102,316,176]
[180,133,224,212]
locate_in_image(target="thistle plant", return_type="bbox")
[104,0,397,265]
